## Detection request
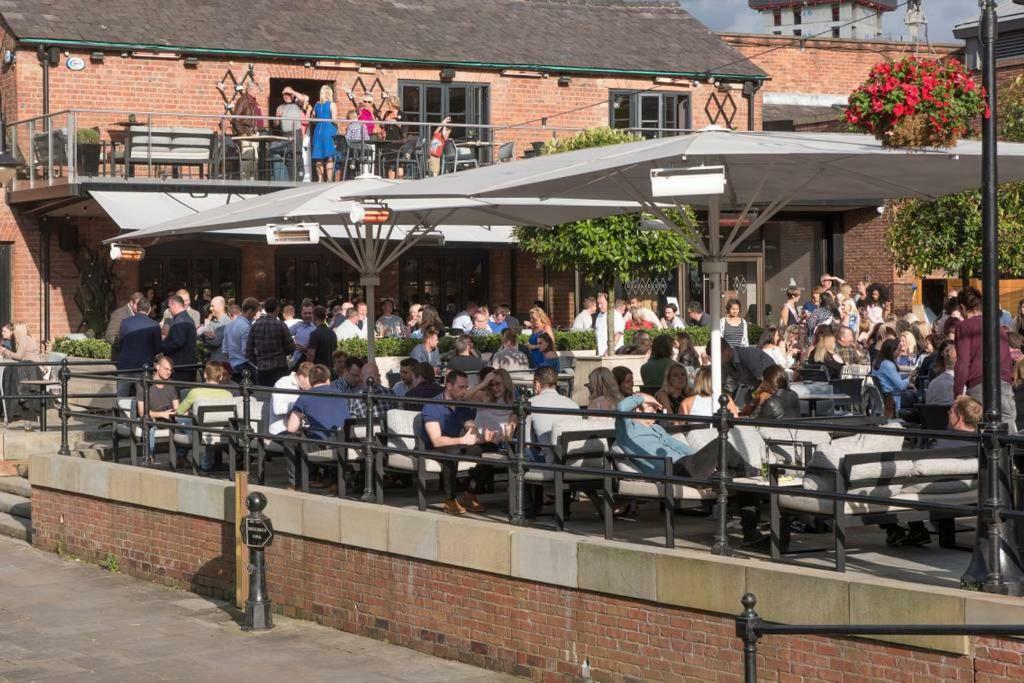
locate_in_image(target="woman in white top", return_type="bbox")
[586,367,623,413]
[864,283,888,325]
[757,326,792,370]
[680,366,739,418]
[465,368,515,445]
[779,286,801,328]
[719,298,749,347]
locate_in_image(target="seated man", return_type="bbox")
[403,362,443,406]
[490,329,530,371]
[269,362,313,435]
[419,370,495,515]
[469,310,493,337]
[524,366,580,517]
[176,361,235,471]
[410,328,441,374]
[135,354,180,463]
[285,364,350,492]
[391,357,419,398]
[334,307,365,341]
[446,335,484,374]
[924,344,956,406]
[348,362,396,425]
[332,356,364,393]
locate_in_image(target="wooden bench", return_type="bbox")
[115,126,215,177]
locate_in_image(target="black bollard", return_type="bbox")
[734,593,762,683]
[240,491,274,631]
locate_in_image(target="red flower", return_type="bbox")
[893,103,906,117]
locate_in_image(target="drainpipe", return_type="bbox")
[41,220,50,342]
[36,46,50,118]
[742,81,762,132]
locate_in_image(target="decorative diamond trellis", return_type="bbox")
[704,91,737,128]
[625,277,669,298]
[216,63,257,114]
[344,76,391,119]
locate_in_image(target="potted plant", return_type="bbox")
[75,128,102,175]
[844,56,987,149]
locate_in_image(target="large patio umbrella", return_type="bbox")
[109,179,655,360]
[324,129,1024,397]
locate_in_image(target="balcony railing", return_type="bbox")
[5,108,694,193]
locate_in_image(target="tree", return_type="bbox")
[513,128,697,355]
[886,75,1024,282]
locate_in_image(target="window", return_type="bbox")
[399,249,489,313]
[831,27,840,38]
[773,8,782,26]
[793,9,801,25]
[609,90,691,139]
[139,241,240,305]
[832,3,841,22]
[794,29,802,37]
[275,248,359,306]
[399,81,489,143]
[772,30,782,35]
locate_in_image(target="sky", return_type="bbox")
[682,0,976,44]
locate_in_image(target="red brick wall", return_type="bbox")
[31,487,1024,683]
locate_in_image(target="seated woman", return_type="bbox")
[807,327,844,379]
[655,362,690,414]
[896,330,919,367]
[674,331,702,371]
[872,338,910,416]
[465,367,515,450]
[586,367,622,412]
[533,333,560,371]
[640,334,675,389]
[625,306,654,331]
[747,365,800,418]
[0,323,42,362]
[680,366,739,418]
[612,366,634,397]
[757,326,792,370]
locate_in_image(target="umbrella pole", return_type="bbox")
[362,276,378,364]
[707,197,724,403]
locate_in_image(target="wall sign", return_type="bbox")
[65,57,86,71]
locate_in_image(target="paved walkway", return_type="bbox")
[0,537,517,682]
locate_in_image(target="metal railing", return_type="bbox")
[6,107,696,192]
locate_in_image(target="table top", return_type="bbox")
[233,134,292,142]
[802,393,852,402]
[458,140,495,147]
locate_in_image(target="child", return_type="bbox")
[428,116,452,176]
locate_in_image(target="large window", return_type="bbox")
[399,249,489,314]
[275,248,360,306]
[139,241,240,303]
[610,91,691,138]
[399,81,489,142]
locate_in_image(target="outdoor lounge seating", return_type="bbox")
[111,397,171,466]
[32,129,68,177]
[114,126,216,177]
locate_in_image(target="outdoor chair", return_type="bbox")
[32,128,68,178]
[441,139,478,174]
[295,430,350,495]
[496,141,516,163]
[111,397,171,467]
[210,133,242,179]
[392,136,424,179]
[168,397,238,475]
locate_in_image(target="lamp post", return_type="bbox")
[962,0,1024,595]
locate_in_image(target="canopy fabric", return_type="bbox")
[90,191,258,232]
[326,130,1024,208]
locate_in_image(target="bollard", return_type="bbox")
[240,491,274,631]
[734,593,762,683]
[361,385,376,502]
[57,358,70,456]
[711,393,733,556]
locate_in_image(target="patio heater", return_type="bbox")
[964,0,1024,595]
[0,117,20,187]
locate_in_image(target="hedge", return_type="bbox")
[338,330,599,358]
[624,325,763,348]
[52,337,112,359]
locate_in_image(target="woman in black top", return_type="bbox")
[750,365,801,419]
[655,362,689,414]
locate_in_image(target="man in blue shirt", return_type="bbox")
[286,364,350,491]
[290,300,317,367]
[420,369,495,516]
[224,297,259,383]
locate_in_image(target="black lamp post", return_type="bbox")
[962,0,1024,595]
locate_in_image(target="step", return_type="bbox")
[0,510,29,543]
[0,476,30,498]
[0,491,29,518]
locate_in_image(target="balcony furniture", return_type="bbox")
[32,129,68,178]
[233,133,292,181]
[114,126,217,178]
[497,141,516,163]
[441,139,479,174]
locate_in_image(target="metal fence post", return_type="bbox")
[361,386,375,502]
[57,358,70,455]
[735,593,762,683]
[140,365,152,466]
[712,393,734,556]
[510,394,528,526]
[240,372,253,474]
[67,111,76,183]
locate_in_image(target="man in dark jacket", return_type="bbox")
[161,295,197,383]
[245,298,294,387]
[105,291,145,363]
[116,298,161,396]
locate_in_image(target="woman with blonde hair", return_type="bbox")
[808,327,844,379]
[525,306,554,368]
[311,85,338,182]
[0,323,42,362]
[586,367,623,412]
[680,366,739,417]
[897,329,918,366]
[655,362,690,414]
[465,368,516,444]
[406,303,423,337]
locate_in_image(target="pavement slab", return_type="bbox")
[0,536,519,682]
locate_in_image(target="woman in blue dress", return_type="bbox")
[534,333,561,372]
[525,306,554,368]
[311,85,338,182]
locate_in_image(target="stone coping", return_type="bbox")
[29,453,1024,655]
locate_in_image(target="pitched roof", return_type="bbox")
[1,0,766,79]
[748,0,897,10]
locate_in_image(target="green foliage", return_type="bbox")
[622,325,761,348]
[76,128,101,144]
[337,331,597,357]
[73,245,118,337]
[539,126,642,155]
[1002,76,1024,144]
[99,553,120,572]
[337,336,418,358]
[53,337,112,359]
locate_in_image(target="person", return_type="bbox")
[572,297,597,331]
[490,329,530,371]
[930,395,984,451]
[534,333,560,372]
[406,304,423,338]
[721,339,775,393]
[627,297,662,328]
[489,305,512,334]
[935,296,962,338]
[115,298,161,397]
[469,310,492,337]
[348,362,396,425]
[162,289,201,329]
[420,370,494,515]
[334,308,365,341]
[410,328,441,373]
[224,297,259,383]
[376,298,405,337]
[625,306,654,331]
[427,116,452,176]
[757,326,791,370]
[674,332,701,369]
[719,298,748,347]
[305,305,337,368]
[640,334,675,389]
[271,87,305,180]
[620,330,652,357]
[232,81,264,179]
[525,307,555,367]
[392,358,419,398]
[202,296,229,363]
[685,301,712,327]
[310,85,338,182]
[332,356,364,394]
[805,291,837,336]
[612,366,634,397]
[835,326,869,366]
[330,349,348,382]
[447,335,485,374]
[289,301,316,367]
[281,304,298,330]
[661,303,685,330]
[343,108,367,145]
[0,324,12,352]
[244,298,295,387]
[354,300,369,331]
[655,362,689,414]
[161,295,198,383]
[418,306,444,338]
[925,344,956,405]
[864,283,888,325]
[896,330,919,368]
[404,362,443,404]
[465,368,515,448]
[820,273,844,294]
[357,94,378,137]
[749,365,800,418]
[954,286,1017,427]
[285,364,349,492]
[135,355,179,461]
[175,362,235,471]
[681,366,740,417]
[808,327,844,379]
[269,362,313,436]
[802,286,822,316]
[872,338,910,415]
[595,293,625,355]
[586,367,623,412]
[105,291,145,361]
[779,286,801,327]
[1014,358,1024,432]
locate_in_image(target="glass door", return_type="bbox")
[685,254,765,326]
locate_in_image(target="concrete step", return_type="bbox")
[0,491,29,518]
[0,510,29,543]
[0,476,30,498]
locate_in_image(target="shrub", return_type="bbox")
[337,336,418,358]
[76,128,101,144]
[52,337,111,359]
[622,324,761,349]
[337,330,598,357]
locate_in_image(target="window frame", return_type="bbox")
[608,90,692,138]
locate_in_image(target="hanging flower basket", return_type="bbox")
[844,56,988,149]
